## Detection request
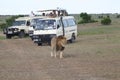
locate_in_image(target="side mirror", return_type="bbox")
[57,25,60,29]
[33,25,35,29]
[31,25,35,29]
[26,21,30,26]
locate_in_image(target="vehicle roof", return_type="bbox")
[37,9,68,17]
[37,9,66,12]
[36,16,75,20]
[15,17,31,21]
[15,16,45,21]
[15,15,75,22]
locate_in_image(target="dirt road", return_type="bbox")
[0,35,120,80]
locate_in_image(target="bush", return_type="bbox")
[78,13,97,24]
[101,17,111,25]
[80,13,91,23]
[0,23,7,30]
[78,19,97,24]
[0,15,25,30]
[5,15,23,26]
[116,15,120,18]
[98,16,103,19]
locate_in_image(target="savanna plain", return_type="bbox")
[0,17,120,80]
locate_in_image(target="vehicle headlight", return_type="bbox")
[29,30,33,34]
[3,28,7,34]
[14,28,19,31]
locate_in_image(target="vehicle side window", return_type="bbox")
[62,19,68,27]
[67,19,76,26]
[56,20,61,29]
[56,20,61,26]
[26,21,30,26]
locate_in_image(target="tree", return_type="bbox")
[0,23,7,30]
[78,13,97,24]
[116,15,120,18]
[6,15,24,26]
[101,17,111,25]
[0,15,24,30]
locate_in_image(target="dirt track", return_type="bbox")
[0,24,120,80]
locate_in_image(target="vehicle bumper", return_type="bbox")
[32,34,56,43]
[28,30,33,37]
[3,28,19,35]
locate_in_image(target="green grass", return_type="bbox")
[0,28,3,31]
[78,25,120,35]
[0,36,5,40]
[0,15,11,24]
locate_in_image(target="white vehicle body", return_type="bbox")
[3,17,31,38]
[3,16,45,39]
[32,16,77,45]
[28,16,44,38]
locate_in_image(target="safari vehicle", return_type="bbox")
[28,16,44,40]
[32,9,77,46]
[3,17,31,39]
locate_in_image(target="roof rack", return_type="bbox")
[37,9,68,17]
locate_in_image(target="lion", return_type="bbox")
[51,36,67,58]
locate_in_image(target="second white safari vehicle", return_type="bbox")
[3,17,31,39]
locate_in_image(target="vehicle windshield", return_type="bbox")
[31,18,42,26]
[12,20,26,26]
[34,19,56,30]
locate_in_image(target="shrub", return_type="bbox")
[0,23,7,30]
[0,15,25,30]
[78,13,97,24]
[98,16,103,19]
[101,17,111,25]
[116,15,120,18]
[80,13,91,23]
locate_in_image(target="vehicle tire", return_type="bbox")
[30,36,33,40]
[69,34,76,43]
[6,34,12,39]
[19,31,25,38]
[48,41,51,46]
[38,43,42,46]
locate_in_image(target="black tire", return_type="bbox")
[6,34,12,39]
[19,31,25,38]
[30,36,33,40]
[38,43,42,46]
[48,41,51,46]
[69,34,76,43]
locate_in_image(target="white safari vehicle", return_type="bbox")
[3,17,31,39]
[28,16,44,40]
[32,9,77,46]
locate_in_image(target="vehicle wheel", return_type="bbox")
[6,34,12,39]
[48,41,51,46]
[38,43,42,46]
[69,34,76,43]
[30,36,33,40]
[19,31,25,38]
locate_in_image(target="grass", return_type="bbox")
[0,15,11,24]
[78,25,120,36]
[0,36,5,40]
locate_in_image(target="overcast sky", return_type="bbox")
[0,0,120,15]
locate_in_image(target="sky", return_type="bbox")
[0,0,120,15]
